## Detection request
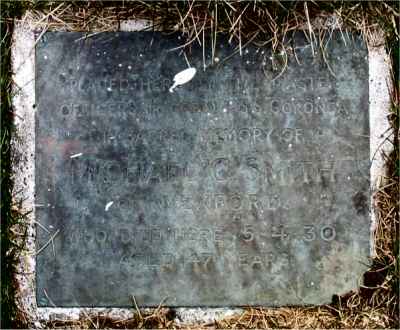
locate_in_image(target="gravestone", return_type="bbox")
[36,31,370,307]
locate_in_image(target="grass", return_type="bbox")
[1,1,27,329]
[1,0,399,328]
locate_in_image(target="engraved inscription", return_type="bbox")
[36,32,370,307]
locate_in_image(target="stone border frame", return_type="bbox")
[11,17,393,326]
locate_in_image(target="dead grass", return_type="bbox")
[3,0,399,329]
[19,1,398,53]
[45,308,178,329]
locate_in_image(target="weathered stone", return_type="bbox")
[36,31,370,307]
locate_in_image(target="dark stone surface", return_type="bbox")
[36,31,370,307]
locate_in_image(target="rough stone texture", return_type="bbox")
[368,39,394,257]
[11,18,37,320]
[35,31,371,307]
[11,14,393,327]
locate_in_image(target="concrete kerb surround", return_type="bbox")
[11,16,392,327]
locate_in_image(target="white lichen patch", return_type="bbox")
[169,67,197,93]
[70,152,83,158]
[105,201,114,211]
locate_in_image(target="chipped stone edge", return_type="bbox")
[11,16,393,327]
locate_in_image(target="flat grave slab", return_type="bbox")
[35,31,370,307]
